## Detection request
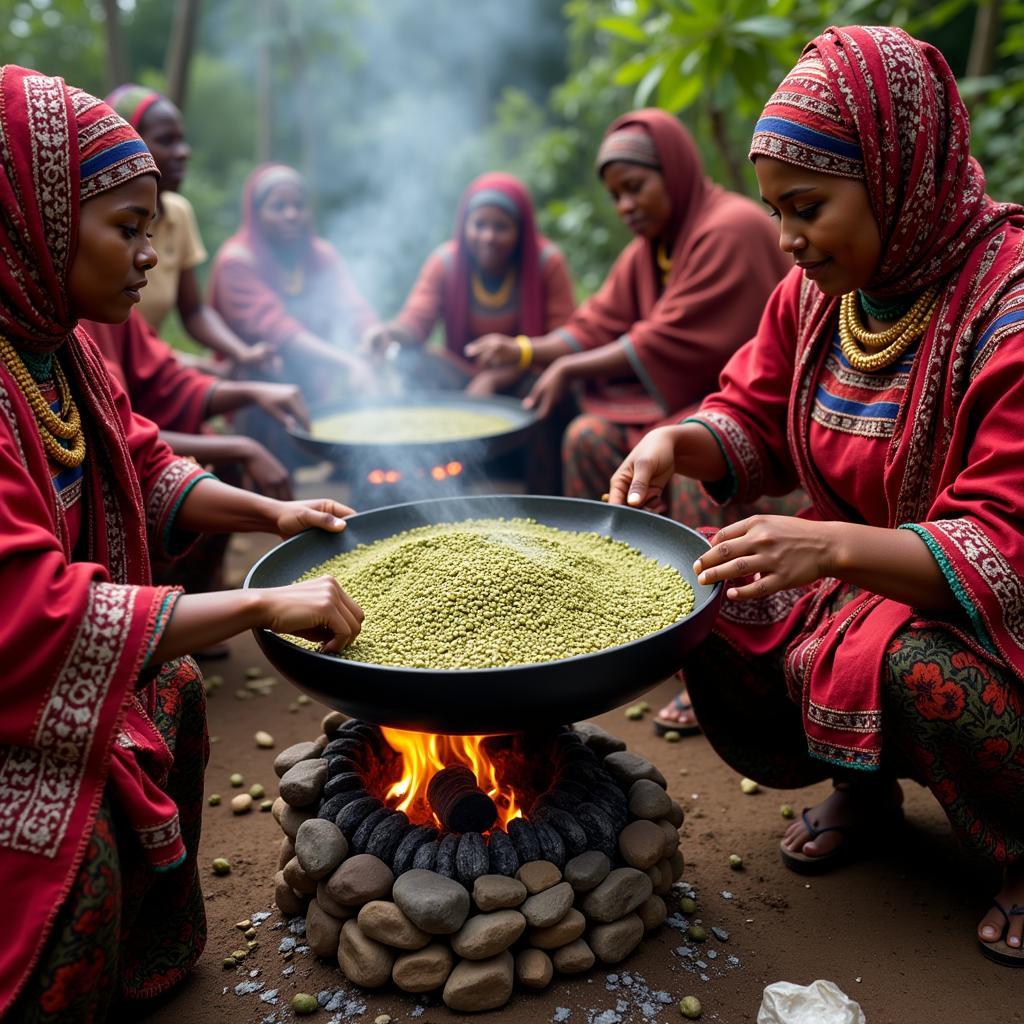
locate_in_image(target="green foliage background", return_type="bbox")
[2,0,1020,330]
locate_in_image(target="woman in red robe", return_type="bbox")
[209,163,380,466]
[0,67,363,1021]
[465,110,792,506]
[362,172,575,395]
[611,28,1024,966]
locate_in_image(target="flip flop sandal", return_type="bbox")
[653,693,702,737]
[778,805,904,875]
[978,900,1024,967]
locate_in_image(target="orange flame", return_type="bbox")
[430,465,447,481]
[445,460,463,476]
[380,727,522,830]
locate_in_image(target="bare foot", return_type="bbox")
[781,780,904,861]
[656,686,698,730]
[978,859,1024,951]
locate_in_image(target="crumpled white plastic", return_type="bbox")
[757,979,867,1024]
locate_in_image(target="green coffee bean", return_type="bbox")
[686,924,707,942]
[679,995,703,1019]
[294,518,694,669]
[679,896,697,915]
[625,706,644,720]
[292,992,318,1015]
[729,854,744,870]
[780,803,795,819]
[229,773,244,787]
[740,777,760,795]
[663,730,682,743]
[248,783,266,799]
[314,408,511,445]
[208,794,221,807]
[211,858,231,875]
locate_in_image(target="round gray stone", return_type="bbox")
[392,869,471,935]
[324,853,394,907]
[521,881,574,928]
[442,951,514,1011]
[472,874,528,912]
[581,867,653,923]
[279,758,328,808]
[274,740,323,778]
[295,818,348,880]
[337,919,393,988]
[628,778,673,820]
[451,909,526,960]
[564,851,611,893]
[357,900,431,950]
[588,912,645,963]
[603,751,667,789]
[392,942,454,993]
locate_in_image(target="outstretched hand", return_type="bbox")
[260,576,364,653]
[607,426,680,508]
[522,362,568,419]
[694,515,839,601]
[273,498,356,539]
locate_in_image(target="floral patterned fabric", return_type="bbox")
[7,657,209,1022]
[684,610,1024,865]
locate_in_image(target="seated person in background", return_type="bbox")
[470,111,800,735]
[209,163,379,464]
[362,172,575,396]
[107,84,273,372]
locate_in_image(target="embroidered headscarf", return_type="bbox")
[595,125,661,173]
[105,82,166,130]
[698,28,1024,772]
[749,26,1016,297]
[0,65,158,351]
[443,172,550,353]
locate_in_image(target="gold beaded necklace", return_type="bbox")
[838,284,939,372]
[656,242,672,284]
[471,269,516,310]
[0,335,86,468]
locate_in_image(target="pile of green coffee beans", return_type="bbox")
[313,408,511,445]
[295,517,694,669]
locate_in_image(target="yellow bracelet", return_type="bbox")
[515,334,533,371]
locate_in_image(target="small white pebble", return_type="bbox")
[254,731,274,749]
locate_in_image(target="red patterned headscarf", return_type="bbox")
[0,65,158,351]
[750,26,1019,298]
[443,172,550,352]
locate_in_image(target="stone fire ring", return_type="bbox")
[269,715,686,1012]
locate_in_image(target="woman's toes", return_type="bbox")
[978,908,1006,943]
[1008,916,1024,948]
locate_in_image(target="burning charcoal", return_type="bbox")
[323,771,366,801]
[532,821,566,869]
[556,745,600,770]
[588,791,629,832]
[335,795,384,838]
[506,819,541,864]
[412,840,439,871]
[456,833,489,888]
[486,829,520,877]
[366,811,411,863]
[320,787,370,822]
[346,722,390,759]
[572,722,627,757]
[351,806,395,855]
[529,790,577,817]
[574,802,618,860]
[553,780,592,805]
[435,832,461,879]
[392,826,439,876]
[531,807,588,858]
[427,765,499,833]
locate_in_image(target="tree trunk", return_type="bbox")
[708,106,746,195]
[101,0,128,89]
[165,0,202,112]
[966,1,1001,78]
[257,0,275,163]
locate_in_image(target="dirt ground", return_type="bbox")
[139,518,1020,1024]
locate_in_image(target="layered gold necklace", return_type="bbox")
[0,335,86,468]
[471,269,516,310]
[838,284,939,372]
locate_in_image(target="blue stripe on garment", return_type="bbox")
[814,388,901,421]
[973,307,1024,355]
[753,117,863,161]
[80,138,150,179]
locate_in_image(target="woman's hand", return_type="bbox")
[523,361,569,419]
[361,322,413,359]
[464,333,520,369]
[239,439,293,500]
[465,364,523,397]
[256,576,364,653]
[271,498,356,539]
[246,381,311,431]
[235,340,277,368]
[694,515,839,601]
[608,426,683,508]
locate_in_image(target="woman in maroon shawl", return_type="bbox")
[210,164,379,466]
[611,28,1024,966]
[362,171,575,395]
[466,110,790,493]
[0,68,363,1020]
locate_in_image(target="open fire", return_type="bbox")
[366,460,463,487]
[380,727,521,829]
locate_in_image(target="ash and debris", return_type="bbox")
[228,882,744,1020]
